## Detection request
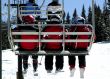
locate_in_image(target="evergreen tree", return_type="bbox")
[87,6,92,24]
[66,12,71,23]
[94,4,102,42]
[63,11,66,23]
[94,2,110,42]
[72,8,78,23]
[1,24,10,50]
[73,8,78,18]
[102,0,110,41]
[81,4,86,19]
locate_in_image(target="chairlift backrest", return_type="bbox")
[19,3,40,15]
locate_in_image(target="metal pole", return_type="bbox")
[8,0,11,49]
[62,0,65,52]
[38,22,41,51]
[23,0,24,4]
[62,0,64,23]
[17,55,24,79]
[14,0,15,4]
[109,13,110,26]
[0,0,2,78]
[8,0,14,50]
[92,0,95,29]
[8,0,10,35]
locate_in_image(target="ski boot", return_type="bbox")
[80,68,85,79]
[70,68,75,77]
[69,65,75,77]
[33,59,38,76]
[23,60,28,74]
[33,70,38,76]
[46,70,52,73]
[23,68,28,74]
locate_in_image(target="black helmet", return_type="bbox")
[29,0,35,3]
[53,0,59,2]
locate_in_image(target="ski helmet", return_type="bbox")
[76,16,85,24]
[29,0,35,3]
[53,0,59,2]
[22,15,35,24]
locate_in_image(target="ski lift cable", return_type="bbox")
[38,0,46,9]
[32,0,46,8]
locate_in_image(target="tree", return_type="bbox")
[87,6,92,24]
[81,4,86,19]
[94,2,110,42]
[1,24,10,50]
[94,4,102,42]
[63,11,66,23]
[102,0,110,41]
[73,8,78,18]
[66,12,71,23]
[72,8,78,24]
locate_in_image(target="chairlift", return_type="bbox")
[8,0,95,56]
[7,0,95,78]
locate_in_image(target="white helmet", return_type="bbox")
[76,16,85,24]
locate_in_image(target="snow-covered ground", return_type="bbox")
[2,43,110,79]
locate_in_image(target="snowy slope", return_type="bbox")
[2,43,110,79]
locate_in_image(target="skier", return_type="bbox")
[17,0,41,74]
[44,0,64,73]
[47,0,62,23]
[68,16,86,78]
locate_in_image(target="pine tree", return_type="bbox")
[87,6,92,24]
[102,0,110,41]
[94,2,110,42]
[63,11,66,23]
[72,8,78,24]
[81,4,86,19]
[2,24,10,50]
[73,8,78,18]
[94,3,104,42]
[66,12,71,23]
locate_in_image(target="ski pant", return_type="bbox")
[45,55,64,71]
[22,55,38,71]
[68,55,86,68]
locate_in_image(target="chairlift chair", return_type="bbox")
[7,0,95,79]
[8,0,95,56]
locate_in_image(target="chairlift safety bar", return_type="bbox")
[10,24,94,55]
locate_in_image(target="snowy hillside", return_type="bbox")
[2,43,110,79]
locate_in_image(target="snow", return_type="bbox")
[2,43,110,79]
